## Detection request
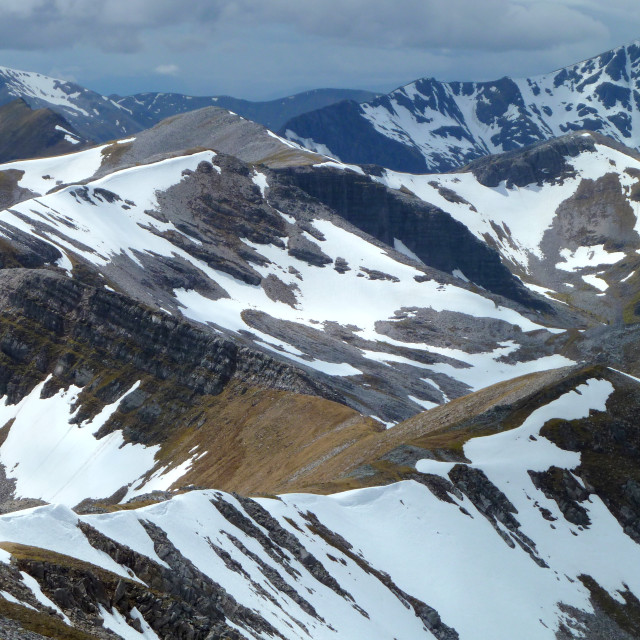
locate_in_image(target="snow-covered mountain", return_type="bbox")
[0,93,639,637]
[283,41,640,173]
[1,365,639,639]
[369,131,640,329]
[0,66,142,142]
[113,87,378,133]
[0,64,376,143]
[0,108,577,429]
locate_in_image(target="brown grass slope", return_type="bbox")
[93,363,626,502]
[0,98,90,162]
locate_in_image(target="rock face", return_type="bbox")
[0,267,335,427]
[282,41,640,172]
[459,131,617,188]
[277,164,547,309]
[370,131,640,329]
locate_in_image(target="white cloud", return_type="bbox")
[155,64,180,76]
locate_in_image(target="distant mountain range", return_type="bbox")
[282,41,640,172]
[0,64,376,142]
[113,87,378,133]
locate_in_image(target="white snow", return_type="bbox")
[0,590,37,610]
[130,608,161,639]
[0,504,144,582]
[0,142,577,427]
[0,66,90,117]
[452,268,470,282]
[407,395,438,411]
[166,212,567,392]
[313,160,365,175]
[284,130,337,158]
[393,238,424,264]
[99,605,158,639]
[463,379,612,472]
[2,391,640,640]
[122,456,199,502]
[407,378,640,637]
[54,124,80,139]
[0,379,191,505]
[582,273,609,291]
[556,245,625,271]
[21,570,72,624]
[0,151,217,271]
[621,270,636,283]
[375,144,640,278]
[252,170,269,197]
[0,144,108,195]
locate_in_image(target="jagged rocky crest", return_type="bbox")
[282,41,640,172]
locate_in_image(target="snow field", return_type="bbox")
[376,143,640,280]
[0,377,638,639]
[0,378,193,505]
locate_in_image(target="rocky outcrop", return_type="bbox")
[460,131,616,188]
[0,99,90,163]
[541,370,640,543]
[0,268,340,444]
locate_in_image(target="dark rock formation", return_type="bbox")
[460,131,639,188]
[275,166,548,309]
[0,268,340,446]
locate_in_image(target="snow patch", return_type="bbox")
[21,571,72,624]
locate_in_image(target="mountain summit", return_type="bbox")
[0,64,377,143]
[282,41,640,173]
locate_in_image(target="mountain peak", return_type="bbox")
[282,40,640,173]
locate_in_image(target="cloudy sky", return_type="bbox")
[1,0,639,100]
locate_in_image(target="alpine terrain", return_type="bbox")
[0,64,376,144]
[0,42,639,640]
[283,41,640,173]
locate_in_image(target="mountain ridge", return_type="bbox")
[0,51,639,639]
[282,40,640,173]
[0,98,90,162]
[0,63,378,143]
